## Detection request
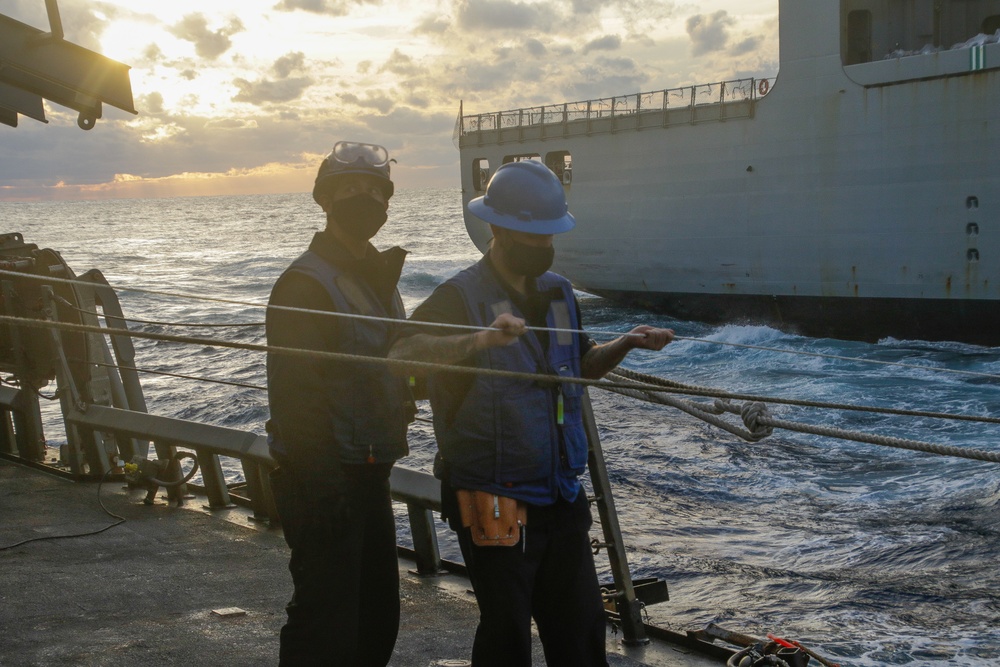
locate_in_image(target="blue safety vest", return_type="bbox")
[268,249,410,465]
[430,257,588,505]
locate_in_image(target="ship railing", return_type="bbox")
[54,401,451,576]
[459,77,769,142]
[0,267,446,575]
[0,347,449,579]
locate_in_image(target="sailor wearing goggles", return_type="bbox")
[266,141,414,666]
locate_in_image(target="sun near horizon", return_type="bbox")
[0,0,779,202]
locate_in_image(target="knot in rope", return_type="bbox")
[740,401,773,442]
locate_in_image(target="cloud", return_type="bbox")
[169,14,245,60]
[273,0,382,15]
[273,52,307,78]
[561,55,646,100]
[457,0,553,32]
[731,35,763,56]
[686,10,735,56]
[523,38,548,57]
[378,50,425,77]
[232,77,314,104]
[140,92,165,115]
[564,0,678,34]
[583,34,622,54]
[338,92,396,114]
[568,0,604,15]
[2,0,47,28]
[229,52,313,105]
[204,118,260,130]
[141,43,165,64]
[365,106,454,137]
[404,92,431,109]
[414,16,451,35]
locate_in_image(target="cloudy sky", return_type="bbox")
[0,0,778,201]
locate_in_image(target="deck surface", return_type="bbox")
[0,458,724,666]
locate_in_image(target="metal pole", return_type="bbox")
[44,0,64,40]
[406,504,443,576]
[582,390,649,645]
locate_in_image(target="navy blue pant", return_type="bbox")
[451,489,609,667]
[273,465,399,666]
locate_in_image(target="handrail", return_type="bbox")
[460,77,768,136]
[62,401,448,573]
[64,403,440,509]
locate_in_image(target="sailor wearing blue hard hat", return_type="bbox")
[468,159,575,285]
[390,158,674,666]
[468,158,576,233]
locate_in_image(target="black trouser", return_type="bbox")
[272,464,399,666]
[451,489,609,667]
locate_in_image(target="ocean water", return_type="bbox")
[4,191,1000,665]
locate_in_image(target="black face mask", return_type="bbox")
[327,194,387,241]
[499,236,555,278]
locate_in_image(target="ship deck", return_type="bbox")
[0,458,725,667]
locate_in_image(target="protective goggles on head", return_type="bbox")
[329,141,390,169]
[314,141,395,205]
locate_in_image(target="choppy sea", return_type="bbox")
[4,190,1000,665]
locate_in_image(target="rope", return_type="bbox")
[600,379,773,442]
[0,468,125,551]
[0,313,608,391]
[605,377,1000,464]
[610,368,1000,425]
[758,414,1000,464]
[0,268,637,340]
[52,294,265,329]
[83,360,267,391]
[14,313,996,427]
[5,268,999,381]
[7,312,999,430]
[2,314,997,464]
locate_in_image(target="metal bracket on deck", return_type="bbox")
[582,391,667,646]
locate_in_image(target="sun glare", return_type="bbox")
[99,20,160,64]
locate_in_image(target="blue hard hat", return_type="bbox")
[313,141,394,205]
[468,160,575,234]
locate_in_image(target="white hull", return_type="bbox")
[457,1,1000,344]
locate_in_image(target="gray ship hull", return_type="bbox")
[457,0,1000,344]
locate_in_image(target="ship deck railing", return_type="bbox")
[0,385,447,578]
[457,77,769,145]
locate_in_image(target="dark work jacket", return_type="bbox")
[266,232,412,489]
[429,256,588,505]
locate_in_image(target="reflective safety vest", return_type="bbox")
[430,257,588,505]
[268,249,411,465]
